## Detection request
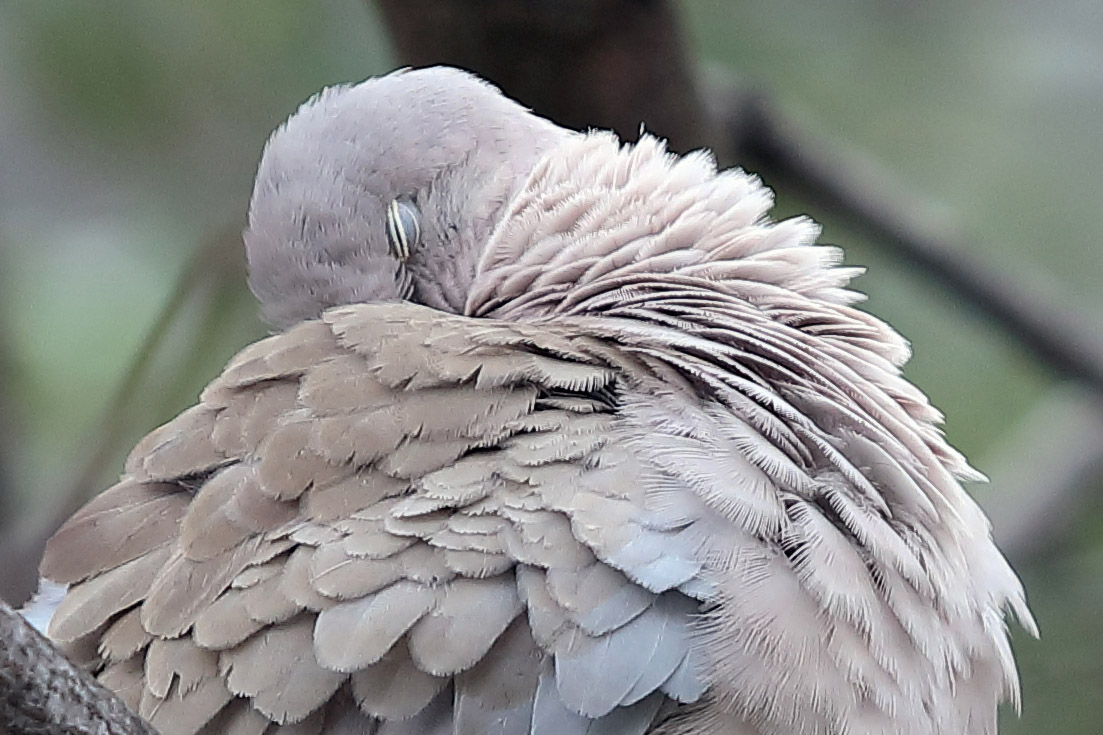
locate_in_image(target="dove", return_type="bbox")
[40,66,1034,735]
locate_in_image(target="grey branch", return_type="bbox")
[715,87,1103,394]
[375,0,717,156]
[0,600,159,735]
[978,384,1103,562]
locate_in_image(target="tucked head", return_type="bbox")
[245,66,568,329]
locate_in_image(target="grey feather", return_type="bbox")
[583,693,665,735]
[140,672,233,735]
[545,563,654,636]
[350,640,446,719]
[194,696,270,735]
[313,581,436,672]
[553,592,698,718]
[221,615,345,723]
[452,617,541,735]
[530,656,590,735]
[374,682,453,735]
[49,543,172,643]
[407,575,523,676]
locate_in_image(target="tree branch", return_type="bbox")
[977,384,1103,562]
[715,87,1103,394]
[0,600,158,735]
[375,0,717,155]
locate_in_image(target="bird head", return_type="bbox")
[245,66,568,329]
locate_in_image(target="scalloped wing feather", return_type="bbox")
[43,302,707,735]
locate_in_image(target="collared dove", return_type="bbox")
[39,66,1035,735]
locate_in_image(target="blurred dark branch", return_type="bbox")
[0,245,20,548]
[0,600,158,735]
[0,263,27,605]
[374,0,1103,397]
[979,385,1103,562]
[376,0,718,155]
[717,89,1103,394]
[0,333,16,533]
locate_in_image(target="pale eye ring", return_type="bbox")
[386,198,421,262]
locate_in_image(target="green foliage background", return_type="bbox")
[0,1,1099,731]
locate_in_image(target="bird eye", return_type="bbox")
[386,198,420,262]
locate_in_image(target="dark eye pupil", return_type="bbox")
[386,199,420,261]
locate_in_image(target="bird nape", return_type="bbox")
[39,66,1035,735]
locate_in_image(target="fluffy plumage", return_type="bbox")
[41,66,1033,735]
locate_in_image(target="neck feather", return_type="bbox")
[469,131,985,524]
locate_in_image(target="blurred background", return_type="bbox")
[0,0,1100,731]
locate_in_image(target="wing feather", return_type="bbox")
[313,581,437,672]
[141,536,286,637]
[145,637,218,699]
[374,683,453,735]
[407,576,523,676]
[48,302,717,735]
[452,616,541,735]
[308,542,404,600]
[40,479,187,584]
[127,405,228,483]
[545,563,653,636]
[553,592,699,718]
[350,639,447,719]
[139,669,233,735]
[195,697,271,735]
[99,606,153,663]
[49,543,173,642]
[193,588,265,649]
[99,658,145,711]
[221,614,345,723]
